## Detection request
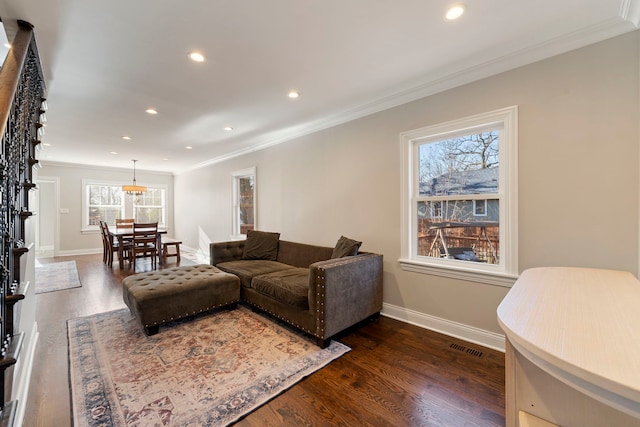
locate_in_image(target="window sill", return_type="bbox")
[398,258,518,288]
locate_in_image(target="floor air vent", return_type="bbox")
[450,343,484,358]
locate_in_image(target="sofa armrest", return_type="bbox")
[210,241,245,266]
[309,253,383,339]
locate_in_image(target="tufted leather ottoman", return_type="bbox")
[122,264,240,335]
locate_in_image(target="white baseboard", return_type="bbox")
[381,303,505,352]
[36,249,54,258]
[12,322,39,427]
[56,248,102,257]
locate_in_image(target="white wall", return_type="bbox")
[35,180,56,256]
[36,162,174,256]
[174,32,640,347]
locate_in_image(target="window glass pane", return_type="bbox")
[89,185,122,206]
[416,206,500,263]
[238,176,254,234]
[89,207,121,226]
[417,130,500,265]
[474,200,487,216]
[419,131,499,196]
[87,184,123,227]
[133,188,165,224]
[134,207,162,223]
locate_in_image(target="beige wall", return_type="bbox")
[37,162,174,255]
[174,31,640,344]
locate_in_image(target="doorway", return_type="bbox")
[35,176,59,258]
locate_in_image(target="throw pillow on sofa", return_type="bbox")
[331,235,362,258]
[242,230,280,260]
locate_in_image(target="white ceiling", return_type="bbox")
[0,0,638,174]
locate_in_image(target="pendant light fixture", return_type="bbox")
[122,159,146,196]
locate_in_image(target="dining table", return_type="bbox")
[109,226,168,267]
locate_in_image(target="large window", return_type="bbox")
[232,167,256,238]
[83,180,167,230]
[400,107,518,284]
[134,188,166,224]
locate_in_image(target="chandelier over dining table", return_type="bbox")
[122,159,146,196]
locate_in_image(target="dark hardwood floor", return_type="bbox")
[25,254,505,427]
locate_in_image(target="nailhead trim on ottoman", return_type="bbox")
[122,264,240,335]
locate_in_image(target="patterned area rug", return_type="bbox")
[68,306,350,426]
[35,260,82,294]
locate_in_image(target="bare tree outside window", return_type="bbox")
[88,184,123,225]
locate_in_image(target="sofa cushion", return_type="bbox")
[242,230,280,260]
[276,240,333,267]
[331,235,362,258]
[216,260,293,288]
[251,268,310,310]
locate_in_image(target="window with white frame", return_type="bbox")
[232,167,256,238]
[400,106,518,283]
[134,188,166,225]
[473,199,487,217]
[83,180,167,230]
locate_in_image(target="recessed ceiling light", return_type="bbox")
[110,151,118,155]
[43,143,51,147]
[288,91,299,99]
[145,108,158,115]
[446,4,465,20]
[189,51,206,63]
[162,158,169,161]
[185,146,193,150]
[122,136,131,140]
[224,126,234,131]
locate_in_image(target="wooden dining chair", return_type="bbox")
[100,221,131,267]
[115,218,135,246]
[129,222,158,271]
[99,221,109,264]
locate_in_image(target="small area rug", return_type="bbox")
[68,306,350,426]
[35,260,82,294]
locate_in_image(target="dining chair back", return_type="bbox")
[100,221,130,267]
[115,218,134,229]
[99,221,109,264]
[130,222,158,271]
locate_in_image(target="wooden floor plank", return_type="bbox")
[24,254,505,426]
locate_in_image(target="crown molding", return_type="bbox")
[621,0,640,27]
[39,160,174,176]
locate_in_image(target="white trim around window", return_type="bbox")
[399,106,519,287]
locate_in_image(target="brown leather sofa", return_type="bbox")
[210,233,383,347]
